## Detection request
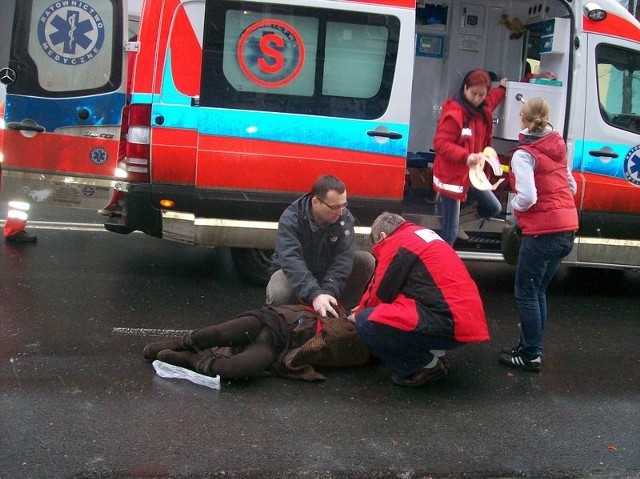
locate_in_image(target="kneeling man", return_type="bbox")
[351,212,489,387]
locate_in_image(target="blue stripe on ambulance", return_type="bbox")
[146,102,409,157]
[6,93,127,132]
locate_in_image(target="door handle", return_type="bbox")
[588,149,618,159]
[6,122,45,133]
[367,130,403,140]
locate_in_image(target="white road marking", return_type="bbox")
[112,327,190,337]
[0,220,108,232]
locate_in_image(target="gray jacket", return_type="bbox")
[270,193,356,303]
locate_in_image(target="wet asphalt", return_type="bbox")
[0,209,639,479]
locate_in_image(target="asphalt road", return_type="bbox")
[1,217,639,479]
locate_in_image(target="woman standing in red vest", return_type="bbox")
[499,97,578,372]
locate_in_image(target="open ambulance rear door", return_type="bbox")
[0,0,130,210]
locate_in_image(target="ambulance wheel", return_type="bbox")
[230,247,273,286]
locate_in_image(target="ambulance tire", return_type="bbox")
[230,247,273,286]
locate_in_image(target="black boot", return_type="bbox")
[5,230,38,243]
[143,338,185,360]
[156,349,202,370]
[143,331,199,360]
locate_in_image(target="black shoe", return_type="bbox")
[5,231,38,243]
[499,349,542,372]
[391,359,448,387]
[430,352,449,370]
[501,343,523,355]
[143,338,185,360]
[156,349,201,370]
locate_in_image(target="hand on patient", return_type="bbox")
[312,293,339,318]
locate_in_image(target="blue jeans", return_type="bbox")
[515,231,575,357]
[355,308,462,379]
[440,188,502,245]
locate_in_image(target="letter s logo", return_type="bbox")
[258,34,285,74]
[237,19,305,88]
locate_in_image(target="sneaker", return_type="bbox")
[457,229,470,241]
[391,359,448,387]
[5,230,38,243]
[499,349,541,372]
[501,343,522,355]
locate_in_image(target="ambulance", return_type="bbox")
[1,0,639,283]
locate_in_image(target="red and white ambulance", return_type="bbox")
[1,0,639,282]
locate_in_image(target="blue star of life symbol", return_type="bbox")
[90,147,108,166]
[39,2,105,65]
[624,144,640,187]
[50,10,93,55]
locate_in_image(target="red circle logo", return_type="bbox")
[237,19,305,88]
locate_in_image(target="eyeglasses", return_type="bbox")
[316,197,348,211]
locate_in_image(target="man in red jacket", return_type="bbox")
[350,212,489,387]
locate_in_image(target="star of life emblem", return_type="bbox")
[38,1,106,65]
[624,144,640,187]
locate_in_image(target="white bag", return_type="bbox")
[152,360,221,390]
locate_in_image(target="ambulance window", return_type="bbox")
[200,1,399,119]
[221,11,319,97]
[9,0,124,97]
[596,44,640,134]
[323,23,388,98]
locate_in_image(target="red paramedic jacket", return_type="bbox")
[432,86,505,201]
[357,222,489,342]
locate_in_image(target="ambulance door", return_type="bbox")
[194,0,415,226]
[578,34,640,266]
[147,0,204,214]
[0,0,129,210]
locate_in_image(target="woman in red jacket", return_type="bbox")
[351,212,489,387]
[432,69,507,245]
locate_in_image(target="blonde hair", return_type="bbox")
[521,97,553,133]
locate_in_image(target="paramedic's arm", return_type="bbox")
[319,220,356,299]
[484,79,507,112]
[510,149,537,212]
[312,227,355,318]
[275,215,322,302]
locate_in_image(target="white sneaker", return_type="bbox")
[457,230,469,241]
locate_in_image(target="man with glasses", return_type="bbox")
[267,174,374,318]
